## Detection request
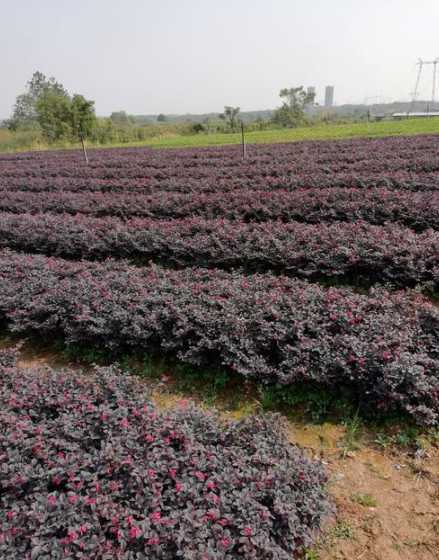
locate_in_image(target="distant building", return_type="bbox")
[305,87,316,112]
[324,86,334,107]
[392,111,439,119]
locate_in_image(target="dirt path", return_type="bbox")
[288,424,439,560]
[8,341,439,560]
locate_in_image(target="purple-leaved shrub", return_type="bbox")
[0,351,330,559]
[1,134,439,196]
[0,187,437,230]
[0,214,436,290]
[0,250,437,425]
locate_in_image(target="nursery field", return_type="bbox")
[0,134,438,559]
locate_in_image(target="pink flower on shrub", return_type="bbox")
[150,511,161,523]
[207,492,220,505]
[147,536,160,546]
[205,510,217,522]
[243,527,253,537]
[47,495,57,507]
[129,525,142,539]
[67,530,78,542]
[67,494,78,505]
[120,417,129,429]
[175,482,183,493]
[219,536,232,550]
[194,471,205,481]
[168,468,177,479]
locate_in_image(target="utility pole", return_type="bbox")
[432,59,438,103]
[411,57,439,112]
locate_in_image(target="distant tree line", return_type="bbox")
[3,72,330,148]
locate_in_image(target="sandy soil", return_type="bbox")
[289,424,439,560]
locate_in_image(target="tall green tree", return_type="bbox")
[219,106,240,130]
[9,72,96,146]
[35,90,71,141]
[8,71,67,130]
[35,92,96,143]
[69,95,96,140]
[273,87,315,127]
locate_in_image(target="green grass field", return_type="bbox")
[144,117,439,149]
[1,117,439,153]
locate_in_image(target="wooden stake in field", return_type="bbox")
[241,121,246,159]
[80,132,89,165]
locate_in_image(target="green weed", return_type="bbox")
[332,520,355,540]
[351,493,378,507]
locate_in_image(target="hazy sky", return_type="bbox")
[2,0,439,117]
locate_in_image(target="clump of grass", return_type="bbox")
[373,425,438,450]
[332,520,355,540]
[259,383,356,423]
[339,410,363,456]
[351,493,378,507]
[304,550,320,560]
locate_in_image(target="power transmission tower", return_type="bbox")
[411,57,439,111]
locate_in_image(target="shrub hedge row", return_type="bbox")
[1,134,439,192]
[0,187,438,231]
[0,250,437,425]
[0,213,437,290]
[0,350,330,558]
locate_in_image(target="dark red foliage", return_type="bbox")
[0,351,329,559]
[1,135,439,195]
[0,187,437,230]
[0,250,437,425]
[0,213,437,289]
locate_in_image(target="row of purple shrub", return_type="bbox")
[0,250,437,424]
[0,187,438,230]
[0,213,437,290]
[1,168,438,195]
[0,348,330,558]
[1,135,439,183]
